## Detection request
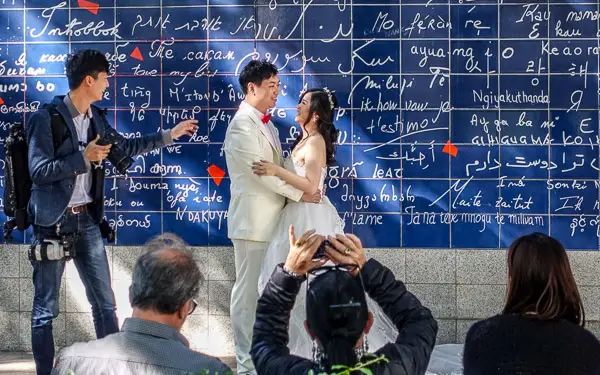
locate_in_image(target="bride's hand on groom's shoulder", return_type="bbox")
[283,226,327,276]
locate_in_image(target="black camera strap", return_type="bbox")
[42,103,69,151]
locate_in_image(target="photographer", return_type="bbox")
[26,49,197,375]
[251,227,438,375]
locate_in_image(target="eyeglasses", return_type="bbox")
[188,299,198,315]
[306,263,366,309]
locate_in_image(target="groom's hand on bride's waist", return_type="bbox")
[302,189,322,203]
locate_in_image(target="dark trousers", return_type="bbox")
[30,211,118,375]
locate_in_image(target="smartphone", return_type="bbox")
[313,239,330,260]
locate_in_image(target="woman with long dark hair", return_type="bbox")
[251,88,400,359]
[253,87,340,187]
[288,88,340,167]
[463,232,600,374]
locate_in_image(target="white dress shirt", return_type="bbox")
[63,94,93,207]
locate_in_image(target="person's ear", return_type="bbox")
[304,320,316,340]
[364,312,374,334]
[177,300,190,320]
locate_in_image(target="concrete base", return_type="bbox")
[2,245,600,355]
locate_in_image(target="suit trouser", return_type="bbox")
[230,239,268,375]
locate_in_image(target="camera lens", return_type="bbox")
[116,158,133,175]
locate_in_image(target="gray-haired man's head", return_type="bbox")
[129,233,204,327]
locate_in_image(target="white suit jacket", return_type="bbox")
[223,101,303,242]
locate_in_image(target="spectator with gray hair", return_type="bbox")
[51,233,232,375]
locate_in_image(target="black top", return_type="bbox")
[250,258,438,375]
[463,314,600,375]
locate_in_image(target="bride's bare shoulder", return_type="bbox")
[307,133,326,146]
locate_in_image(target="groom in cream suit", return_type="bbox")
[223,60,321,374]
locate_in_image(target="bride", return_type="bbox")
[252,87,399,359]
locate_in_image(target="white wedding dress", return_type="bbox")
[257,154,399,359]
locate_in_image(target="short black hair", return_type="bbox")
[238,59,278,95]
[129,233,204,314]
[65,49,109,90]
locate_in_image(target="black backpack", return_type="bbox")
[3,104,66,241]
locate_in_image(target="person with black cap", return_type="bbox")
[251,226,438,375]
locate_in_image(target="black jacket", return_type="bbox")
[463,314,600,375]
[251,259,438,375]
[27,95,170,227]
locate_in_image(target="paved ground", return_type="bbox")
[0,352,237,374]
[0,352,36,374]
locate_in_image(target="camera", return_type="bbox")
[96,131,134,176]
[29,234,76,261]
[99,218,115,243]
[313,239,330,260]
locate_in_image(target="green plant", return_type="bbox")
[308,354,389,375]
[67,370,235,375]
[66,356,389,375]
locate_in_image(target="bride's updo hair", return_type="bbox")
[291,88,340,165]
[306,268,369,372]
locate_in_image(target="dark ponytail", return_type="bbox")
[322,337,360,372]
[306,269,369,374]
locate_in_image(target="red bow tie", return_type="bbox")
[261,113,271,124]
